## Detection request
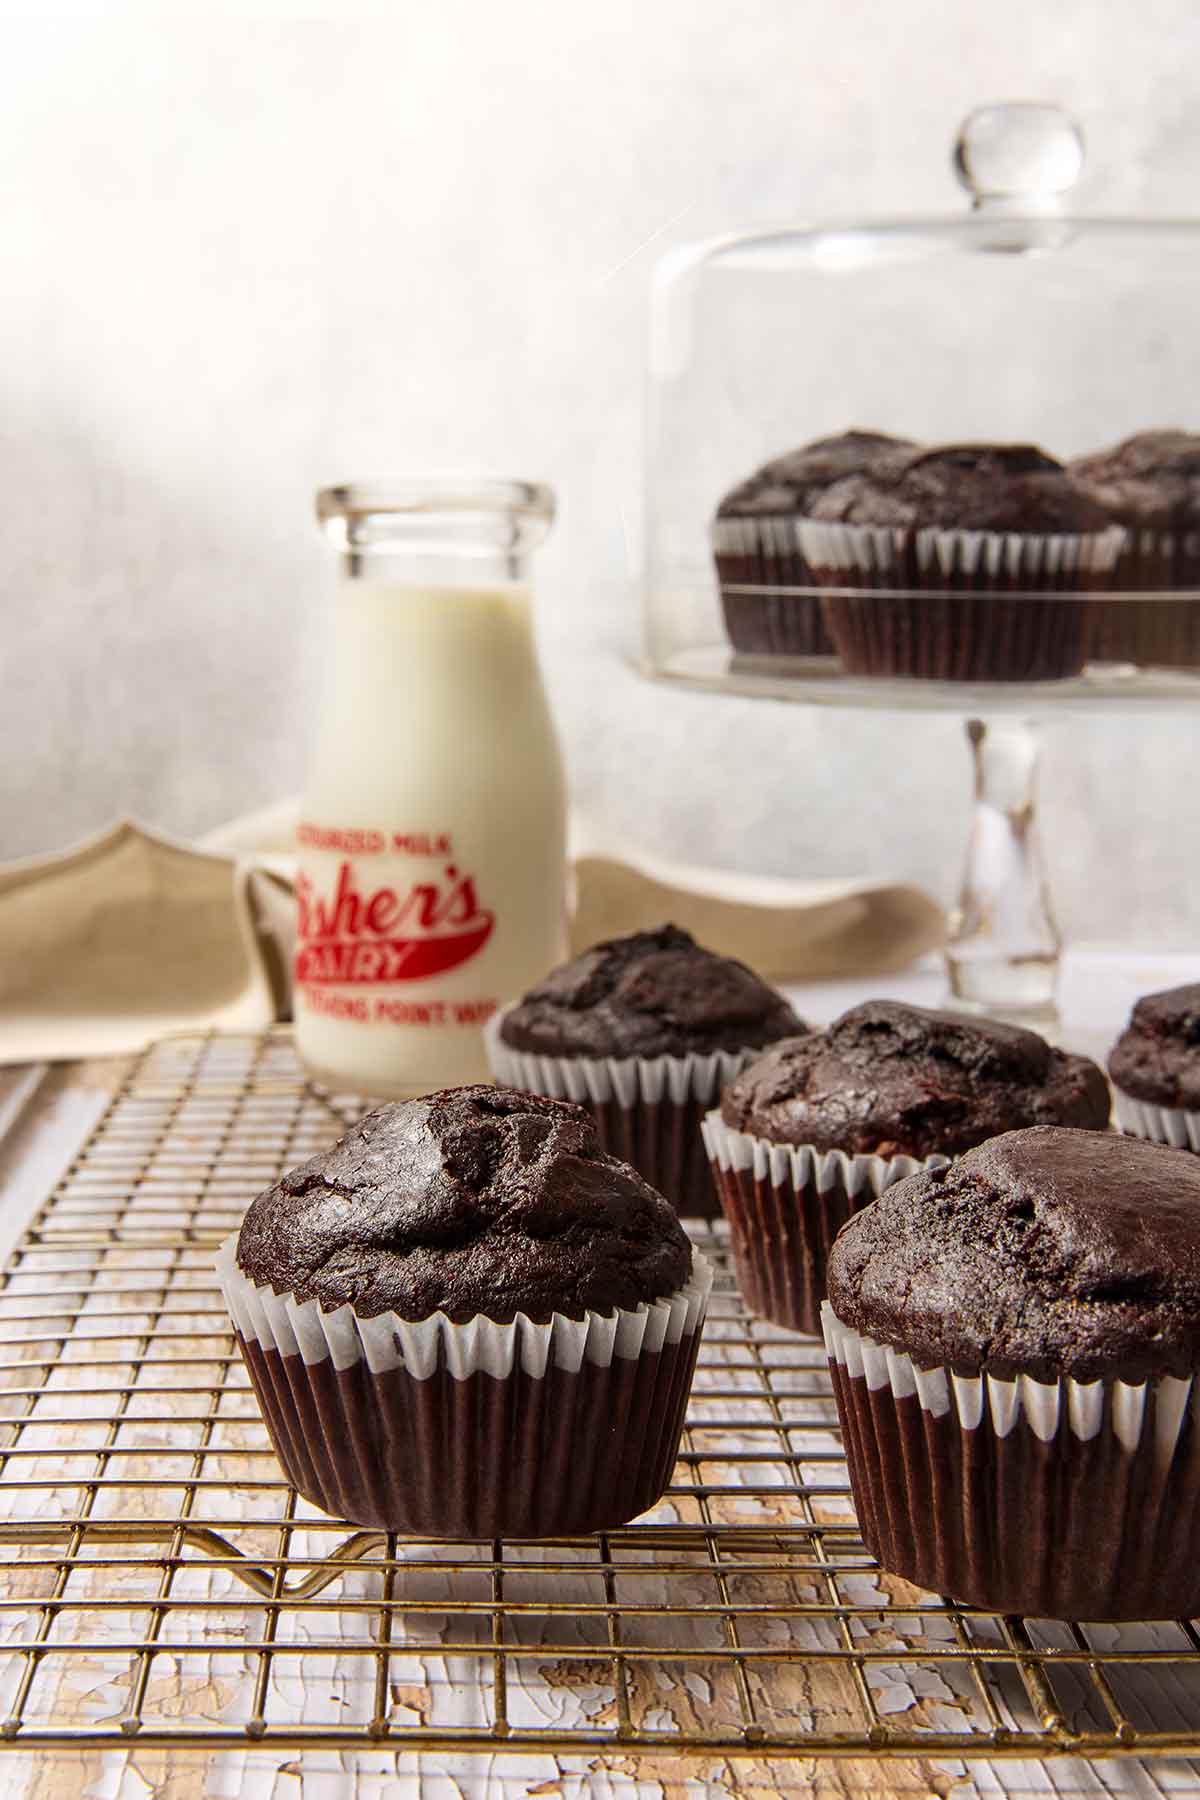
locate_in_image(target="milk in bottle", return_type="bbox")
[295,480,567,1093]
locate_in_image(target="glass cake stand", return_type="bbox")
[641,103,1200,1019]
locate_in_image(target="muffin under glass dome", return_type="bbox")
[639,104,1200,1019]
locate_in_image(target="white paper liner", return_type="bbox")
[822,1303,1197,1455]
[484,1007,754,1111]
[710,516,806,567]
[700,1110,948,1200]
[1113,1086,1200,1152]
[796,520,1126,583]
[217,1235,712,1383]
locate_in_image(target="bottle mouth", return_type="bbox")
[317,478,554,525]
[316,478,555,559]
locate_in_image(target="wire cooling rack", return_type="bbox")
[1,1030,1199,1767]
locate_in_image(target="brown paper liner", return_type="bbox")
[710,1158,864,1336]
[829,1338,1200,1620]
[800,522,1124,682]
[712,518,834,657]
[239,1327,702,1536]
[221,1232,712,1538]
[1087,531,1200,667]
[588,1091,720,1219]
[703,1119,943,1336]
[822,589,1089,682]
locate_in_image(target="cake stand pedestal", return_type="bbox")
[946,717,1058,1018]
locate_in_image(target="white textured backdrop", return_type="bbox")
[3,2,1200,948]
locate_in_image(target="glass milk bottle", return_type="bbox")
[295,479,567,1094]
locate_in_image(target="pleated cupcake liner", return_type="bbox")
[710,516,835,657]
[796,519,1125,682]
[485,1009,756,1219]
[1087,529,1200,668]
[218,1235,712,1538]
[1113,1087,1200,1153]
[823,1303,1200,1620]
[701,1112,947,1336]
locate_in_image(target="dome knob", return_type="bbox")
[954,103,1085,212]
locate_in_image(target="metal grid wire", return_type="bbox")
[1,1029,1199,1762]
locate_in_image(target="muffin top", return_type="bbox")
[498,924,803,1060]
[827,1125,1200,1382]
[1109,982,1200,1108]
[1069,430,1200,531]
[236,1085,692,1324]
[808,443,1114,535]
[719,1000,1110,1158]
[715,431,915,519]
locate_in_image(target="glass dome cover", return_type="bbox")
[640,103,1200,1021]
[642,102,1200,710]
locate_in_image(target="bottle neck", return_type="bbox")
[338,545,532,589]
[317,480,554,591]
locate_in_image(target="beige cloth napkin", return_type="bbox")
[0,821,279,1063]
[0,803,945,1065]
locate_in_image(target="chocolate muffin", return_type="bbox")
[722,1001,1110,1155]
[825,1126,1200,1619]
[712,431,915,658]
[488,924,804,1218]
[798,443,1124,681]
[703,1001,1110,1334]
[1109,981,1200,1149]
[1069,430,1200,667]
[219,1085,712,1537]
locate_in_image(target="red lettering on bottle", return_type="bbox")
[298,822,385,854]
[440,871,484,928]
[294,853,495,985]
[328,863,364,937]
[400,885,441,931]
[365,889,399,934]
[391,831,454,857]
[296,872,315,942]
